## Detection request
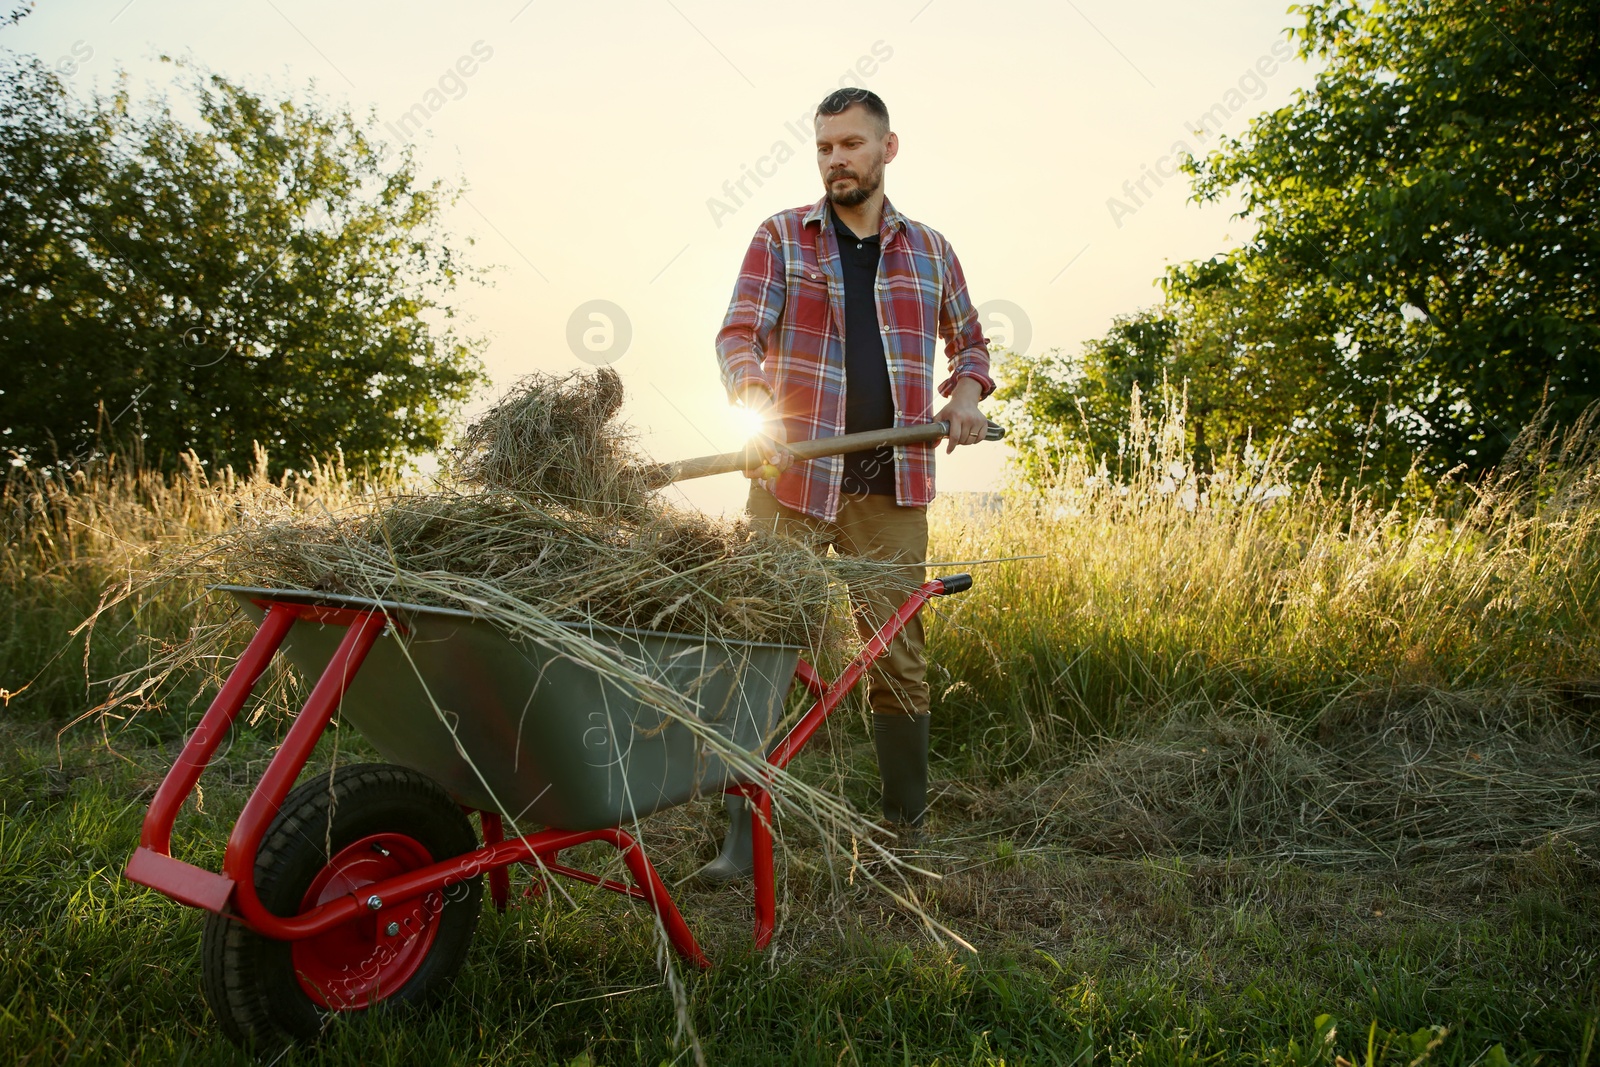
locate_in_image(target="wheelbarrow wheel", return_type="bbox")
[201,763,483,1051]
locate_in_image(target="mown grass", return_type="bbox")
[2,407,1599,1063]
[2,720,1596,1065]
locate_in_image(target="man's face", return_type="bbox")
[815,105,897,208]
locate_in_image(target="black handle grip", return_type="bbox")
[935,573,973,595]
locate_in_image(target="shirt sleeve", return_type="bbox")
[934,234,996,400]
[715,223,786,402]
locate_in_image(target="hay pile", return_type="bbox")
[212,368,862,648]
[448,367,651,517]
[977,696,1600,867]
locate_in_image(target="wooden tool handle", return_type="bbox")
[649,420,1005,488]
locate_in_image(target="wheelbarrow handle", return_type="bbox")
[648,420,1005,488]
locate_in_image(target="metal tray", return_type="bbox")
[220,586,800,831]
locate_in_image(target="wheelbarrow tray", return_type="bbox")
[219,586,800,831]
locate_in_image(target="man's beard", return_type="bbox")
[826,157,883,207]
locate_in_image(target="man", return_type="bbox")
[697,87,994,883]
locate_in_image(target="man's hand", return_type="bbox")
[738,384,792,483]
[933,377,987,454]
[746,418,792,482]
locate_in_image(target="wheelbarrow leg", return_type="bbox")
[479,811,511,913]
[750,787,776,949]
[741,575,971,951]
[126,603,300,911]
[598,829,710,968]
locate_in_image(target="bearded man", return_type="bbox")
[699,87,993,882]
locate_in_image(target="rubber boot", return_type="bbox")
[693,792,753,885]
[872,712,930,834]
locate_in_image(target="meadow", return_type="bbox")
[2,409,1597,1064]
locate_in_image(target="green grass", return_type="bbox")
[1,720,1595,1065]
[4,418,1600,1063]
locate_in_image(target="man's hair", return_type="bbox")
[815,87,890,134]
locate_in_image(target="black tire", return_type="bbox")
[201,763,483,1053]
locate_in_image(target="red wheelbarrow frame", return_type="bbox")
[124,575,972,970]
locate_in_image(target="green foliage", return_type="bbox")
[996,259,1335,481]
[0,52,486,474]
[994,310,1178,484]
[1182,0,1600,483]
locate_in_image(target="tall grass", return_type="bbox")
[1,449,373,729]
[926,389,1600,769]
[5,394,1600,754]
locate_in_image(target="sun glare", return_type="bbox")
[731,405,768,439]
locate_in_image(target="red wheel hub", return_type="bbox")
[291,833,442,1009]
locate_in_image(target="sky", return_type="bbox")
[6,0,1322,513]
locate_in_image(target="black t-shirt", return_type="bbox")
[834,212,897,497]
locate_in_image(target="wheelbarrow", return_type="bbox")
[123,421,997,1050]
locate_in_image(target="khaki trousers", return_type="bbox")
[747,485,929,717]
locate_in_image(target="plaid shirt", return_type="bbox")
[716,196,994,521]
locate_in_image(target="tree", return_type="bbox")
[1004,0,1599,490]
[0,53,486,473]
[1184,0,1600,483]
[997,258,1334,481]
[995,311,1177,484]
